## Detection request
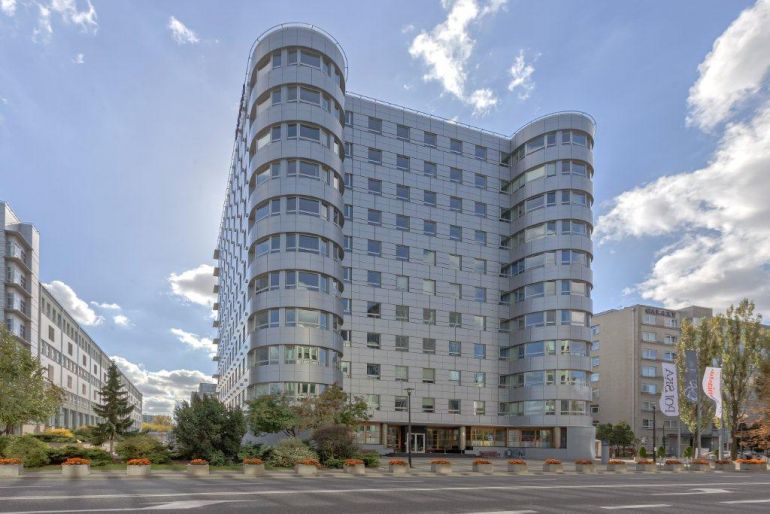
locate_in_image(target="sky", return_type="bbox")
[2,0,769,414]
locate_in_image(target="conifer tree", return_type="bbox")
[94,362,135,454]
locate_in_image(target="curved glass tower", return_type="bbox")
[215,25,596,458]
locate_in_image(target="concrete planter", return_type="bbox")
[389,464,408,475]
[344,463,365,475]
[688,463,712,472]
[295,463,318,476]
[543,463,564,473]
[126,465,151,477]
[715,462,735,472]
[636,463,657,472]
[507,463,528,474]
[735,462,765,472]
[431,463,452,475]
[663,464,684,472]
[575,463,596,474]
[62,464,90,478]
[243,464,265,476]
[606,463,627,473]
[472,463,494,473]
[0,464,22,477]
[187,464,210,476]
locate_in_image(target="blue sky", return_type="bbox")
[2,0,768,413]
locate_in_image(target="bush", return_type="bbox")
[324,457,342,469]
[115,434,171,464]
[74,425,107,446]
[0,435,13,456]
[356,451,380,468]
[638,447,648,458]
[683,446,694,459]
[238,443,267,460]
[47,445,112,466]
[268,437,317,468]
[208,450,226,466]
[311,425,359,465]
[5,435,50,468]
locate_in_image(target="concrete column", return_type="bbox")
[381,423,388,446]
[459,426,467,451]
[553,427,561,449]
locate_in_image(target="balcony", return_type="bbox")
[5,247,32,272]
[213,267,220,277]
[6,275,32,297]
[213,302,219,311]
[212,319,220,328]
[212,355,220,362]
[212,338,220,345]
[4,301,32,321]
[213,248,220,260]
[213,284,220,294]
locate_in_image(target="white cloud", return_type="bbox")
[168,264,216,307]
[32,5,53,42]
[597,0,770,315]
[507,49,536,99]
[170,328,215,357]
[401,23,415,34]
[90,301,120,310]
[113,314,130,327]
[72,53,84,64]
[43,280,103,326]
[686,0,770,131]
[1,0,16,16]
[32,0,97,42]
[113,356,213,415]
[168,16,199,45]
[408,0,507,115]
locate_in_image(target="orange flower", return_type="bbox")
[0,458,22,465]
[389,459,407,466]
[607,459,625,465]
[296,458,320,467]
[431,459,450,465]
[473,459,491,465]
[243,458,263,465]
[344,459,364,466]
[544,458,562,465]
[63,457,91,466]
[736,458,765,464]
[665,459,682,465]
[508,459,526,465]
[637,459,654,464]
[190,459,208,465]
[692,459,710,465]
[127,458,151,466]
[575,459,593,465]
[715,459,733,464]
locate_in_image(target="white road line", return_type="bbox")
[601,505,671,511]
[2,501,248,514]
[720,499,770,504]
[464,511,537,514]
[653,487,731,496]
[4,481,770,502]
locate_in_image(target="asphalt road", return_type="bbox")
[1,472,770,513]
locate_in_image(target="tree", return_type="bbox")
[173,396,245,465]
[0,326,63,434]
[715,299,768,459]
[747,353,770,449]
[246,393,299,437]
[676,317,720,446]
[93,362,135,454]
[294,384,370,431]
[595,422,635,457]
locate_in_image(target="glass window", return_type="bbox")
[395,365,408,381]
[474,202,487,217]
[474,343,486,359]
[424,131,437,147]
[395,275,409,291]
[367,270,381,287]
[367,332,381,348]
[473,258,486,273]
[422,279,436,295]
[367,302,381,318]
[395,396,407,411]
[449,341,461,356]
[368,117,382,134]
[473,315,486,330]
[423,161,437,177]
[368,178,382,195]
[367,239,381,256]
[422,368,435,383]
[423,249,436,265]
[474,400,485,415]
[449,370,461,384]
[299,87,320,104]
[368,148,382,164]
[423,190,437,207]
[396,154,410,170]
[396,184,410,201]
[450,167,463,183]
[527,135,545,153]
[395,305,409,321]
[397,124,410,140]
[423,308,436,325]
[422,338,436,354]
[475,287,486,303]
[299,124,320,141]
[475,173,487,189]
[450,196,462,212]
[450,138,462,154]
[450,225,462,240]
[422,397,435,413]
[367,209,381,225]
[300,49,321,67]
[396,214,410,231]
[448,399,461,414]
[423,220,436,236]
[396,245,410,261]
[366,363,381,379]
[475,145,487,160]
[395,335,409,351]
[449,311,462,327]
[448,254,461,270]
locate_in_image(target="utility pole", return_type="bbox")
[405,387,414,468]
[652,404,657,463]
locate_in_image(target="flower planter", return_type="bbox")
[606,463,627,473]
[663,464,683,472]
[472,463,494,473]
[688,463,711,472]
[735,462,765,472]
[431,463,452,475]
[126,465,151,477]
[636,463,657,472]
[62,464,90,478]
[243,463,265,476]
[389,463,408,475]
[344,463,366,475]
[188,464,210,476]
[575,463,596,474]
[507,463,528,474]
[543,463,564,473]
[295,463,318,476]
[0,464,22,477]
[715,462,734,472]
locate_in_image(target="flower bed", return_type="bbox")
[243,458,263,465]
[0,458,22,477]
[714,459,734,471]
[389,459,408,475]
[507,459,528,473]
[190,459,208,465]
[543,458,563,472]
[127,458,151,466]
[431,459,452,474]
[735,458,766,472]
[126,458,151,477]
[663,459,683,472]
[62,457,91,478]
[389,459,407,466]
[187,459,209,476]
[636,459,656,472]
[472,459,494,473]
[689,458,712,471]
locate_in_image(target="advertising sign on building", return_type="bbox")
[659,362,679,416]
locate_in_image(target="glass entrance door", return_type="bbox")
[411,433,426,453]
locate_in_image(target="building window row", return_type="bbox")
[253,84,344,126]
[252,159,344,194]
[502,160,592,194]
[504,309,591,331]
[502,249,592,277]
[252,270,342,297]
[511,129,593,163]
[346,213,492,246]
[502,189,592,222]
[249,381,328,398]
[503,219,592,249]
[500,340,589,359]
[250,345,341,368]
[251,195,344,227]
[252,122,344,160]
[503,279,591,304]
[500,369,590,388]
[251,233,344,261]
[253,46,344,91]
[499,399,590,416]
[249,307,342,332]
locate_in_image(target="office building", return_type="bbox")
[213,24,596,458]
[190,382,218,402]
[590,304,713,454]
[1,202,143,432]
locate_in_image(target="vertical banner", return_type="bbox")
[684,350,698,402]
[659,362,679,416]
[702,367,722,418]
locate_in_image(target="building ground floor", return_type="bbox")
[355,422,595,459]
[19,405,104,434]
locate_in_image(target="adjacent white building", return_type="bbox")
[214,24,596,458]
[1,201,142,432]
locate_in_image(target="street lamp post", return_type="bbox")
[405,387,414,468]
[652,404,657,463]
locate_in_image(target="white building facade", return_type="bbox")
[214,24,596,458]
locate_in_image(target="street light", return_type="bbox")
[652,404,657,463]
[405,387,414,468]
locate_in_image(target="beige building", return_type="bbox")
[591,304,713,455]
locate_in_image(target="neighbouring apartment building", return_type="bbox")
[190,382,218,403]
[590,304,714,454]
[213,24,596,458]
[1,201,143,432]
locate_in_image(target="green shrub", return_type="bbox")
[639,447,648,458]
[324,457,342,469]
[47,445,112,466]
[29,433,77,444]
[356,451,380,468]
[657,446,665,459]
[0,435,13,456]
[115,434,171,464]
[238,443,268,460]
[5,435,50,468]
[683,446,694,459]
[74,426,107,446]
[311,425,358,465]
[268,437,317,468]
[208,450,226,466]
